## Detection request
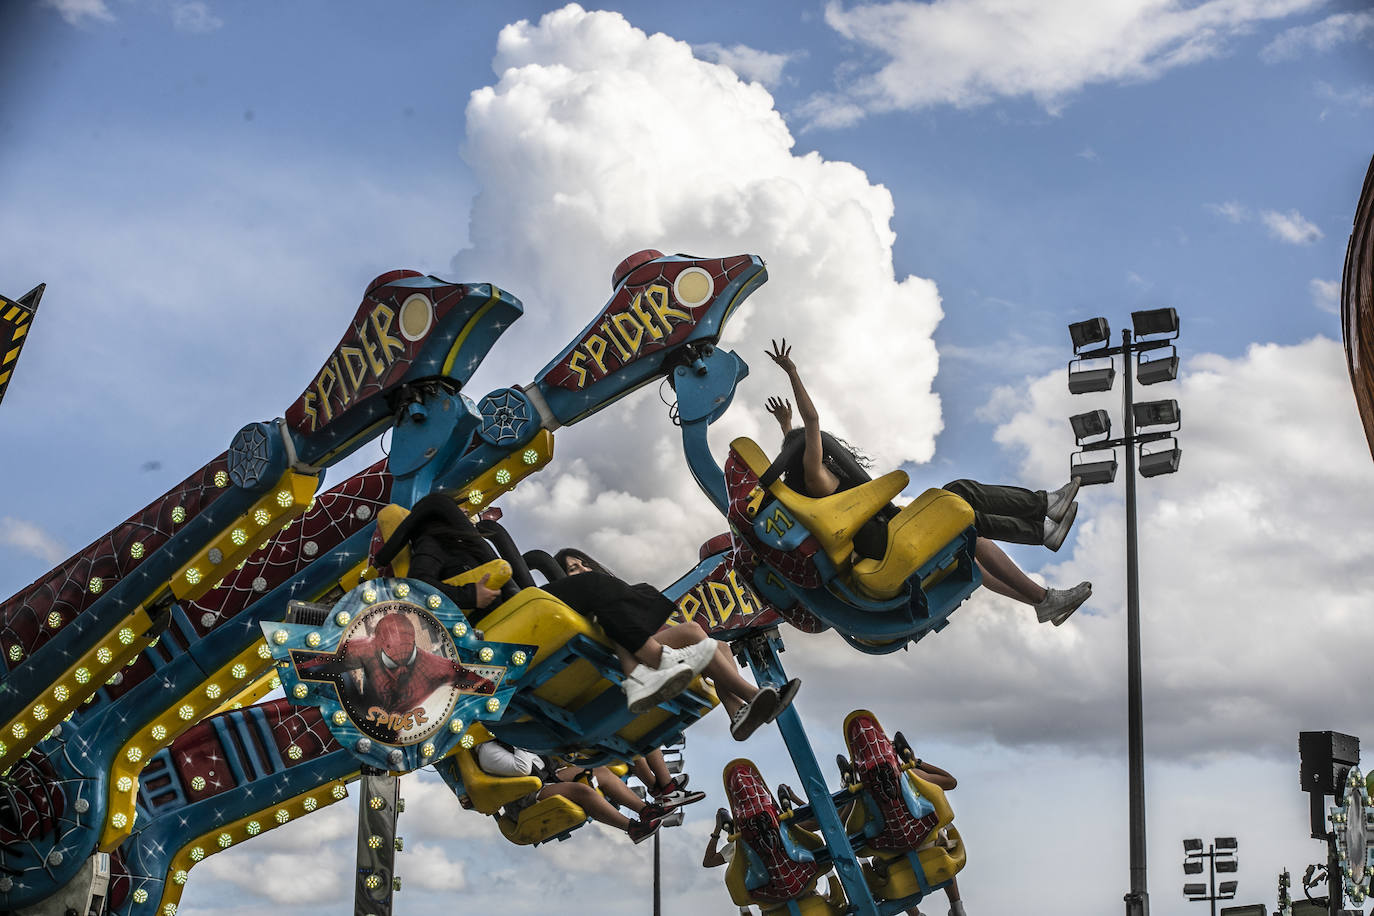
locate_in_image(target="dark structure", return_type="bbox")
[1341,154,1374,460]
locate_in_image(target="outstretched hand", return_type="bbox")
[474,573,500,609]
[765,396,793,433]
[766,338,796,374]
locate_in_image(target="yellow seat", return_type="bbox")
[452,725,541,815]
[450,725,590,846]
[730,437,909,568]
[479,587,719,729]
[723,827,829,909]
[863,824,967,900]
[373,501,512,588]
[496,795,587,846]
[850,489,974,600]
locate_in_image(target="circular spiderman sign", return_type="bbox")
[326,599,480,746]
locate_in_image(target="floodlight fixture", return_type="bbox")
[1070,409,1112,443]
[1133,399,1181,430]
[1184,883,1208,898]
[1071,449,1118,486]
[1219,906,1266,916]
[1069,317,1111,352]
[1138,347,1179,385]
[1132,307,1179,339]
[1069,360,1116,394]
[1183,838,1204,854]
[1218,880,1238,897]
[1215,837,1238,851]
[1215,859,1238,873]
[1183,861,1204,874]
[1139,440,1182,478]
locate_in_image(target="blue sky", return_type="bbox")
[2,1,1373,914]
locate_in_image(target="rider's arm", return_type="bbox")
[912,759,956,791]
[702,829,728,868]
[772,346,838,497]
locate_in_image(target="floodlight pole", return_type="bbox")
[1123,327,1149,916]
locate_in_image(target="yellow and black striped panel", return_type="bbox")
[0,284,44,405]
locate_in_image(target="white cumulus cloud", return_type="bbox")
[1261,207,1324,245]
[1206,200,1248,223]
[41,0,113,26]
[1310,277,1340,314]
[695,42,799,88]
[0,517,66,566]
[805,0,1323,126]
[453,3,944,584]
[1261,9,1374,62]
[172,1,224,34]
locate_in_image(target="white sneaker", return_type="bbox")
[623,662,695,714]
[659,640,715,677]
[1035,581,1091,625]
[1042,501,1078,552]
[1046,479,1081,522]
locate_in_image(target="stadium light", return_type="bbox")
[1070,317,1111,351]
[1067,311,1182,916]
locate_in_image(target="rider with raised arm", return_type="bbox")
[764,339,1091,626]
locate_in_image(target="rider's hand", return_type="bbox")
[474,573,500,608]
[765,396,792,432]
[766,338,796,374]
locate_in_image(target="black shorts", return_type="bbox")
[542,571,674,653]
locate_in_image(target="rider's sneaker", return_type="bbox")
[1044,480,1077,521]
[1035,581,1091,625]
[653,773,690,797]
[659,639,715,677]
[1045,479,1081,523]
[623,662,695,714]
[765,678,802,723]
[653,786,706,809]
[729,687,779,741]
[1042,501,1079,552]
[627,815,663,844]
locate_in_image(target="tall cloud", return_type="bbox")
[454,3,944,583]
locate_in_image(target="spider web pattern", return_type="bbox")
[725,761,823,903]
[0,453,233,670]
[0,743,97,900]
[93,459,392,708]
[541,255,756,391]
[183,458,392,637]
[846,714,937,852]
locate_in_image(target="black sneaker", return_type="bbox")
[627,816,662,844]
[765,678,801,723]
[729,687,780,741]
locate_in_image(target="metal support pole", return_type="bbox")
[1209,843,1217,916]
[741,630,883,916]
[653,830,661,916]
[354,768,401,916]
[1123,328,1150,916]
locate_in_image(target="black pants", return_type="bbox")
[941,479,1047,545]
[542,571,674,654]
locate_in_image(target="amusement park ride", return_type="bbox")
[1,250,986,916]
